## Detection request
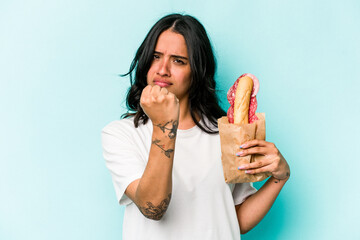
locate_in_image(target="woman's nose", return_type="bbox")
[157,59,170,76]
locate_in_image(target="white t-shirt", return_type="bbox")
[101,117,257,240]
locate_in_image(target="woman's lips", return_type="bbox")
[154,80,172,87]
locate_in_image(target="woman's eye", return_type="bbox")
[174,59,185,65]
[153,54,160,59]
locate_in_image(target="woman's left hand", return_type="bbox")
[236,140,290,180]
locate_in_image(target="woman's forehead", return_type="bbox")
[154,30,188,57]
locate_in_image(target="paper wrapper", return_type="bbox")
[218,113,271,183]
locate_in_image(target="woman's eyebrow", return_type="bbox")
[154,51,188,60]
[172,54,188,60]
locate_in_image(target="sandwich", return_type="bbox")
[226,73,259,124]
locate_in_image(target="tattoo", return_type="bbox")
[154,120,178,139]
[138,194,171,220]
[152,139,174,158]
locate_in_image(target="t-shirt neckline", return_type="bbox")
[177,120,202,137]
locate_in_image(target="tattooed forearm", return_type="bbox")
[152,139,174,158]
[154,120,178,139]
[138,194,171,220]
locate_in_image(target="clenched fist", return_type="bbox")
[140,85,180,125]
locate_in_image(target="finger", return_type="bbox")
[141,85,152,98]
[238,158,272,170]
[160,87,169,95]
[236,147,267,157]
[140,85,152,107]
[168,92,179,103]
[240,139,272,149]
[150,84,161,97]
[242,165,271,175]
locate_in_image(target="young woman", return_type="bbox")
[102,13,290,240]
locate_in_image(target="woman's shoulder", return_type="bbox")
[102,117,134,132]
[102,116,151,138]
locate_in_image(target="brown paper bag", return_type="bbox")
[218,113,271,183]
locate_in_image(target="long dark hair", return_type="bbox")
[122,13,226,134]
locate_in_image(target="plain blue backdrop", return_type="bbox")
[1,0,359,239]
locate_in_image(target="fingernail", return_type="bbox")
[238,165,245,170]
[245,170,251,174]
[236,151,243,157]
[240,144,246,149]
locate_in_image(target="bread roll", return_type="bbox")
[233,76,253,124]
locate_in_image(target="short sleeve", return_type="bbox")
[101,121,146,205]
[232,182,257,205]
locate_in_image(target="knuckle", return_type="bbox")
[153,85,161,92]
[140,97,148,105]
[140,90,147,98]
[143,85,151,94]
[273,148,279,155]
[168,92,177,100]
[165,94,173,100]
[157,95,165,102]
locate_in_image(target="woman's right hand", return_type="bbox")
[140,85,180,125]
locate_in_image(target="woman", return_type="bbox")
[102,13,290,240]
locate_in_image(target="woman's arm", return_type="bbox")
[125,85,180,221]
[236,176,289,233]
[234,140,290,233]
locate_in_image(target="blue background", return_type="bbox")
[1,0,359,239]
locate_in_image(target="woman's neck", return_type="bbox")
[177,97,200,130]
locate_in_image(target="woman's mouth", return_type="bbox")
[154,80,172,87]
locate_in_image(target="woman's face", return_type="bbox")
[146,29,192,101]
